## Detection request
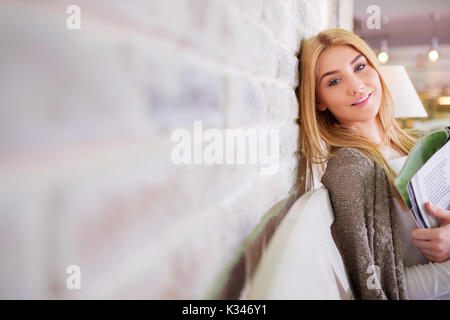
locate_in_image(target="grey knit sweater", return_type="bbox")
[321,147,409,300]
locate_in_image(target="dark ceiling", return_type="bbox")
[354,11,450,49]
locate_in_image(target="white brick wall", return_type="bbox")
[0,0,330,299]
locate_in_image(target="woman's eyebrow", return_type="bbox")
[318,54,363,84]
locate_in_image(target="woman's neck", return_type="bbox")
[352,117,385,145]
[351,117,407,160]
[380,144,407,160]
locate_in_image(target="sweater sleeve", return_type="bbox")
[322,153,387,299]
[404,260,450,300]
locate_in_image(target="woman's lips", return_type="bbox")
[351,92,372,107]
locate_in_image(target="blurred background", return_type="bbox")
[0,0,448,299]
[354,0,450,130]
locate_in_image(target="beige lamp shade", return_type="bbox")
[380,65,428,118]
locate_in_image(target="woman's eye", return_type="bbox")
[327,63,365,87]
[355,63,366,71]
[328,79,339,87]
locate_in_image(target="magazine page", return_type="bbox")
[410,139,450,228]
[406,181,428,228]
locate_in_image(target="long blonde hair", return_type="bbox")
[297,28,420,206]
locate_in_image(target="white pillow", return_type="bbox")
[245,186,354,299]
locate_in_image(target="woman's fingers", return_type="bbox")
[418,247,448,262]
[423,252,440,262]
[425,202,450,225]
[412,227,441,241]
[419,247,438,255]
[412,238,436,250]
[418,247,440,262]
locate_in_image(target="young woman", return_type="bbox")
[297,28,450,300]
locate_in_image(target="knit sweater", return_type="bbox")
[321,146,409,299]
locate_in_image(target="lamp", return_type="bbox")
[438,96,450,105]
[380,65,428,118]
[428,37,439,62]
[377,39,389,65]
[428,14,440,62]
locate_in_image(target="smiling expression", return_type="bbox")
[315,44,382,127]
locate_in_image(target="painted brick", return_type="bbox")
[0,0,330,299]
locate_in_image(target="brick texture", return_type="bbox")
[0,0,330,298]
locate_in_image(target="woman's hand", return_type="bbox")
[412,202,450,263]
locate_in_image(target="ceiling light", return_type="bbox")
[377,39,389,64]
[428,14,440,62]
[378,52,389,64]
[437,96,450,105]
[428,49,439,62]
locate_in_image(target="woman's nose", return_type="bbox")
[347,78,365,95]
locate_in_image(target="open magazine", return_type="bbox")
[394,126,450,229]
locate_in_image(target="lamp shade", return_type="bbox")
[379,65,428,118]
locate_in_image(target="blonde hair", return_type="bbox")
[297,28,420,207]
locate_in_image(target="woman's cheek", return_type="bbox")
[372,90,382,113]
[369,69,382,89]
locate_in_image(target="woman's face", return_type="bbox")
[315,44,382,127]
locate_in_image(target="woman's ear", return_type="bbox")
[316,104,327,111]
[315,97,326,111]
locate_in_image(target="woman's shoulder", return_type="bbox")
[326,146,374,171]
[321,146,375,188]
[320,147,376,198]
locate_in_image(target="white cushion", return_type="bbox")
[246,186,354,299]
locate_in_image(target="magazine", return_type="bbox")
[394,126,450,229]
